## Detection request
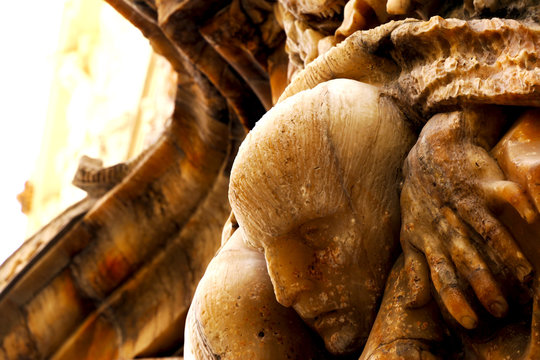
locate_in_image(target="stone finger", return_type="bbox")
[424,244,478,329]
[387,0,412,15]
[456,200,533,283]
[400,181,435,308]
[401,236,431,308]
[440,207,508,318]
[482,180,537,224]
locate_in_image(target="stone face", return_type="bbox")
[223,79,415,355]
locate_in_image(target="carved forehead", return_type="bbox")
[229,79,385,239]
[230,91,346,238]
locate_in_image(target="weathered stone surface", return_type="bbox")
[3,1,540,359]
[186,79,415,357]
[280,17,540,125]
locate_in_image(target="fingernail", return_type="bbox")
[489,298,508,317]
[517,265,533,282]
[524,208,537,224]
[460,315,477,329]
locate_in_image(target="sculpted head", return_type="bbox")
[229,79,415,354]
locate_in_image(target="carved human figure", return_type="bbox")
[185,226,330,359]
[272,9,540,355]
[184,2,540,359]
[185,78,416,358]
[185,85,540,360]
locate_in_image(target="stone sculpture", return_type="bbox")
[1,0,540,359]
[186,1,540,359]
[187,79,415,357]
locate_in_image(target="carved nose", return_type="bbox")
[267,261,315,307]
[273,284,297,307]
[274,283,309,307]
[264,235,315,307]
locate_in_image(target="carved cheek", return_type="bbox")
[312,244,353,298]
[315,241,347,269]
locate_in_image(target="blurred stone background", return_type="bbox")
[0,0,175,265]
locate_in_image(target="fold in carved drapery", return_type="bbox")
[0,0,283,357]
[0,9,248,359]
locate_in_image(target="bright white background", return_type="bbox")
[0,0,163,267]
[0,1,67,265]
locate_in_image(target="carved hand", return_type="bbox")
[400,108,537,329]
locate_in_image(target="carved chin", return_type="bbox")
[309,309,368,354]
[319,321,366,354]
